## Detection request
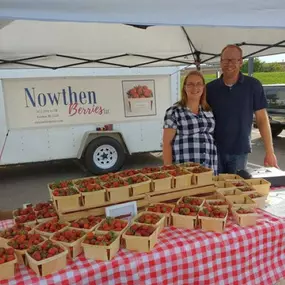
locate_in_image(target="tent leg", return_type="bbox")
[248,57,254,77]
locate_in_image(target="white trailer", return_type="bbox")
[0,67,180,174]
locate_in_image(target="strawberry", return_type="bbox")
[173,204,199,216]
[77,183,103,192]
[136,213,162,225]
[147,172,170,180]
[0,248,15,263]
[167,169,190,177]
[0,224,32,239]
[103,179,129,188]
[180,196,203,206]
[98,173,120,183]
[49,180,73,190]
[37,219,67,233]
[198,206,227,218]
[14,205,34,217]
[34,202,54,211]
[139,167,160,174]
[161,165,179,171]
[8,233,44,250]
[52,229,85,243]
[74,177,100,187]
[27,241,64,261]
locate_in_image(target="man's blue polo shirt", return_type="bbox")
[206,72,268,155]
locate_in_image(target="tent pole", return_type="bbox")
[248,57,254,77]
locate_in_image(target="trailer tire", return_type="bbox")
[271,127,283,138]
[84,136,126,175]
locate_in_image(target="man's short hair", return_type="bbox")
[221,45,243,58]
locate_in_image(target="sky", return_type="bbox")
[259,53,285,63]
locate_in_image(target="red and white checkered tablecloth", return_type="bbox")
[1,209,285,285]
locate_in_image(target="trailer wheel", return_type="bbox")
[271,127,283,138]
[84,136,126,174]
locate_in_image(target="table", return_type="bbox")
[1,209,285,285]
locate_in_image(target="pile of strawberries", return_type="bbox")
[36,208,57,220]
[83,231,117,246]
[125,224,156,237]
[147,204,173,213]
[239,186,255,192]
[98,173,120,183]
[15,213,37,224]
[161,165,179,171]
[7,233,45,250]
[0,247,15,264]
[103,179,129,189]
[52,229,85,243]
[198,206,227,218]
[231,181,247,187]
[167,168,190,177]
[173,204,199,216]
[70,215,102,230]
[139,167,160,174]
[27,240,65,261]
[191,166,211,173]
[74,177,100,187]
[147,172,170,180]
[125,175,149,185]
[181,162,200,167]
[77,183,103,193]
[98,218,128,232]
[180,196,204,206]
[135,213,162,225]
[34,202,53,212]
[49,180,73,190]
[118,169,140,178]
[37,219,67,233]
[14,205,34,217]
[0,224,32,239]
[52,187,79,196]
[205,200,228,206]
[248,193,262,199]
[235,208,256,214]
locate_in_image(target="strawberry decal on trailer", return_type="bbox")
[127,85,153,99]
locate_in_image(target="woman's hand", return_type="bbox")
[162,128,176,165]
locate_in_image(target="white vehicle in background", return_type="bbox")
[0,67,180,174]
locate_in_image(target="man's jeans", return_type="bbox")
[218,153,248,174]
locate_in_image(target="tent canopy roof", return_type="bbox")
[0,0,285,69]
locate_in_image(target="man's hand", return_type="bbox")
[264,152,279,168]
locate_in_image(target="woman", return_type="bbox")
[162,70,218,174]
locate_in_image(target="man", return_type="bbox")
[206,44,278,174]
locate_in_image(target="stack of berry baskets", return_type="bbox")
[25,240,68,277]
[0,245,18,280]
[69,215,103,233]
[50,227,87,259]
[122,213,162,253]
[145,170,173,192]
[145,203,175,226]
[81,230,121,261]
[34,218,70,238]
[166,167,193,189]
[121,174,152,196]
[97,173,131,203]
[216,187,243,198]
[48,181,81,212]
[224,179,249,188]
[0,224,33,247]
[34,201,58,224]
[171,196,205,229]
[188,165,214,185]
[224,194,257,210]
[73,177,107,207]
[7,232,47,265]
[198,205,229,233]
[13,205,37,228]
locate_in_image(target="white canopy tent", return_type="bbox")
[0,0,285,69]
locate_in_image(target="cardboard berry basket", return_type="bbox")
[145,203,175,226]
[225,195,257,210]
[96,218,129,236]
[217,174,244,181]
[190,166,214,186]
[34,220,70,238]
[122,223,159,253]
[75,185,107,208]
[25,241,68,277]
[236,185,258,195]
[8,235,48,266]
[81,231,121,261]
[171,204,199,229]
[247,192,268,209]
[166,168,193,189]
[50,228,86,259]
[0,245,18,280]
[123,174,152,196]
[244,178,271,195]
[232,208,259,227]
[146,171,173,192]
[177,196,205,208]
[47,180,74,198]
[204,199,230,210]
[198,207,228,233]
[51,187,82,212]
[131,211,165,234]
[101,179,131,203]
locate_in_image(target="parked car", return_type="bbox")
[254,84,285,137]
